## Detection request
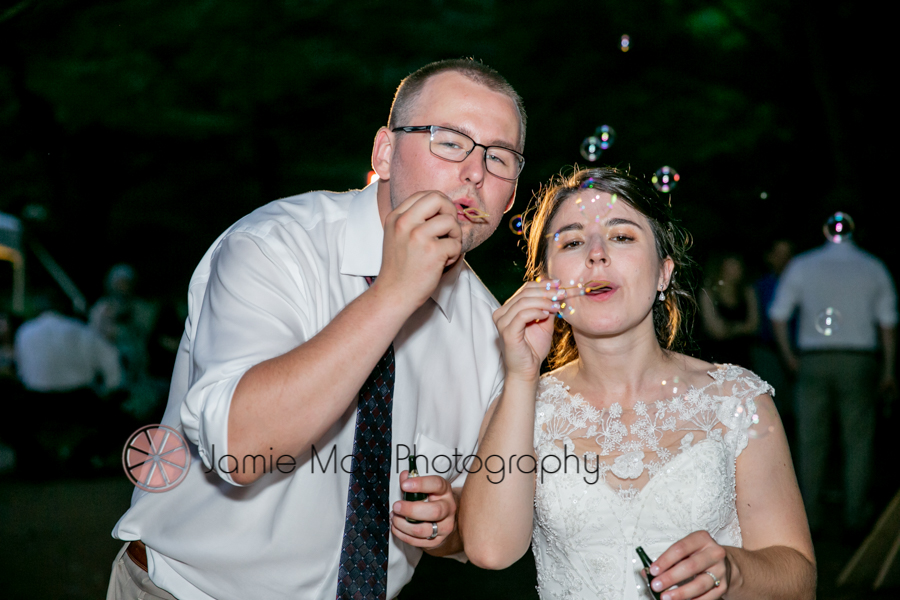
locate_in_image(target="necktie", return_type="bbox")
[336,276,395,600]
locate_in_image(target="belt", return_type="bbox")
[126,540,149,572]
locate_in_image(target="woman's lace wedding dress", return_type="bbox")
[531,364,772,599]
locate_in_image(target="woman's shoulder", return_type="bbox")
[666,353,772,394]
[706,363,774,399]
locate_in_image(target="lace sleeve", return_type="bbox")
[713,365,775,458]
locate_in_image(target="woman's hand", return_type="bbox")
[648,531,730,600]
[492,280,559,381]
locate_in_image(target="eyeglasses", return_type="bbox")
[391,125,525,181]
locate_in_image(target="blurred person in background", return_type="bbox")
[12,289,124,475]
[16,290,122,396]
[700,252,759,368]
[91,263,161,419]
[769,218,897,538]
[751,239,796,437]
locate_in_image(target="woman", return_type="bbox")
[459,168,814,600]
[699,253,759,368]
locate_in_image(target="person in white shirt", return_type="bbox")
[108,58,526,600]
[15,305,122,394]
[769,230,898,535]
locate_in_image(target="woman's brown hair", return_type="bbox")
[523,167,697,369]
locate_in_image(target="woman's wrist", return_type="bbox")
[504,371,540,390]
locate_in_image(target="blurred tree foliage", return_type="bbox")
[0,0,893,308]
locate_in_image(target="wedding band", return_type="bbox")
[705,571,721,588]
[427,522,438,540]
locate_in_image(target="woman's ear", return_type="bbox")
[659,256,675,290]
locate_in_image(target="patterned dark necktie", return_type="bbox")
[336,275,394,600]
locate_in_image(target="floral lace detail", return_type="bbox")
[531,365,773,599]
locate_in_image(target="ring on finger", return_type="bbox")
[705,571,721,588]
[427,522,438,540]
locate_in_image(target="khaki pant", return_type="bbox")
[107,542,179,600]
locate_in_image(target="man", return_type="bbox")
[15,293,122,395]
[769,222,897,537]
[12,291,123,473]
[108,58,526,600]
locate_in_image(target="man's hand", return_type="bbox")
[390,471,461,554]
[376,191,462,313]
[783,352,799,374]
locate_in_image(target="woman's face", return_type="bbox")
[721,257,743,284]
[544,191,673,338]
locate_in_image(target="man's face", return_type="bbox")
[386,72,521,253]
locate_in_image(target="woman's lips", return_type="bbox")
[581,280,617,300]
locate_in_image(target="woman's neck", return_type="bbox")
[567,320,672,402]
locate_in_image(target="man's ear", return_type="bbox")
[503,185,518,214]
[371,127,393,181]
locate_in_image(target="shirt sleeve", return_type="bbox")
[874,264,899,327]
[179,231,315,484]
[768,261,801,322]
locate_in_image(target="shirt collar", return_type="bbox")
[340,183,462,322]
[340,183,383,278]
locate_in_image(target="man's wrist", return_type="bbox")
[363,280,423,328]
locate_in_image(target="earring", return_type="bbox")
[658,290,665,301]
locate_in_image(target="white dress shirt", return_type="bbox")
[768,241,898,350]
[113,184,504,600]
[14,311,122,392]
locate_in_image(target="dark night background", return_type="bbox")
[0,0,897,598]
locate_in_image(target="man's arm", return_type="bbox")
[93,331,123,394]
[225,192,461,485]
[772,320,798,373]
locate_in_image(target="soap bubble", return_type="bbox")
[595,125,616,151]
[620,34,630,52]
[651,166,680,192]
[815,308,842,336]
[823,211,854,243]
[509,214,524,235]
[577,178,618,221]
[747,400,779,440]
[580,136,603,162]
[580,177,598,190]
[661,375,681,396]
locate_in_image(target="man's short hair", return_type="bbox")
[388,58,527,151]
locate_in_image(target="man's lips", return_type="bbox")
[461,207,490,220]
[455,201,489,221]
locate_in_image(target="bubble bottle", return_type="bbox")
[636,546,662,600]
[404,455,428,523]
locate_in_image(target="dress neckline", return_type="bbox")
[540,365,728,415]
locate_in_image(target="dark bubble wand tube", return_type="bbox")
[404,455,428,523]
[636,546,662,600]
